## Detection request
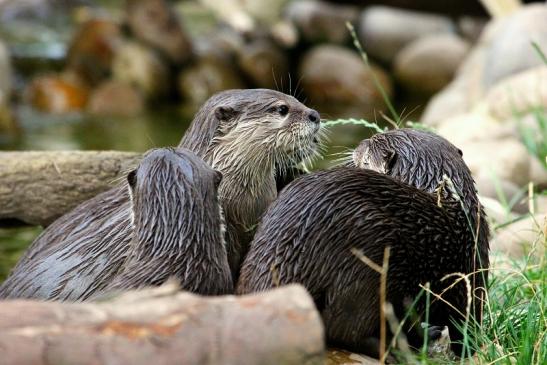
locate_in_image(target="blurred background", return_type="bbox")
[0,0,546,279]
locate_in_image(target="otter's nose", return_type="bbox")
[308,110,320,124]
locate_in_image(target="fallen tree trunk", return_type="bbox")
[0,283,324,365]
[0,151,140,227]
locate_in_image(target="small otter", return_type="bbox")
[100,148,232,296]
[0,89,322,300]
[237,129,489,357]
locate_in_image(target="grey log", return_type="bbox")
[0,283,325,365]
[0,151,140,227]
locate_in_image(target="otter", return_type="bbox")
[98,148,232,296]
[0,89,322,300]
[237,129,489,357]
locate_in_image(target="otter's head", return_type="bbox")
[179,89,323,176]
[353,129,478,212]
[127,148,224,251]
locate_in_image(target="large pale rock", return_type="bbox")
[421,45,485,125]
[436,111,512,147]
[126,0,192,64]
[480,196,514,224]
[486,66,547,121]
[459,138,531,187]
[286,0,359,44]
[530,156,547,189]
[299,44,392,118]
[491,213,546,259]
[475,174,525,213]
[358,6,454,64]
[423,4,547,123]
[112,41,169,99]
[394,34,470,96]
[482,4,547,89]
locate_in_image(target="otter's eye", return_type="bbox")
[277,105,289,116]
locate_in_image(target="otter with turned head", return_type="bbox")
[238,129,489,357]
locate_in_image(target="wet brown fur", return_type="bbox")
[0,89,321,300]
[237,129,489,357]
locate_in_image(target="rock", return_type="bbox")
[436,111,512,147]
[126,0,192,64]
[491,213,546,259]
[299,44,392,119]
[534,194,547,214]
[26,72,89,113]
[394,34,470,96]
[475,174,525,213]
[485,65,547,121]
[459,138,531,187]
[530,155,547,189]
[88,80,144,117]
[358,6,454,64]
[326,348,379,365]
[111,41,169,99]
[178,56,245,108]
[237,39,288,89]
[421,45,486,125]
[458,16,487,43]
[66,18,122,85]
[482,4,547,89]
[480,196,514,224]
[285,0,359,44]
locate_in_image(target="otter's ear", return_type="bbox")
[214,106,237,122]
[127,169,137,188]
[384,150,397,173]
[214,170,223,187]
[457,148,463,157]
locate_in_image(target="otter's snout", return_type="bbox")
[308,110,320,124]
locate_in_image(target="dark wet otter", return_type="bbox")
[0,89,322,300]
[237,129,489,357]
[100,148,232,296]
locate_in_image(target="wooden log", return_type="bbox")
[0,283,325,365]
[0,151,140,227]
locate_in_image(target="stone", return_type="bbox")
[436,111,512,147]
[394,34,470,96]
[286,0,360,44]
[111,41,169,99]
[458,16,487,43]
[178,56,245,108]
[358,6,454,64]
[66,18,122,85]
[237,39,289,89]
[126,0,193,64]
[475,173,527,214]
[299,44,392,119]
[26,72,89,114]
[485,65,547,121]
[530,155,547,189]
[88,80,144,117]
[490,213,546,259]
[480,196,514,225]
[458,138,531,187]
[482,4,547,89]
